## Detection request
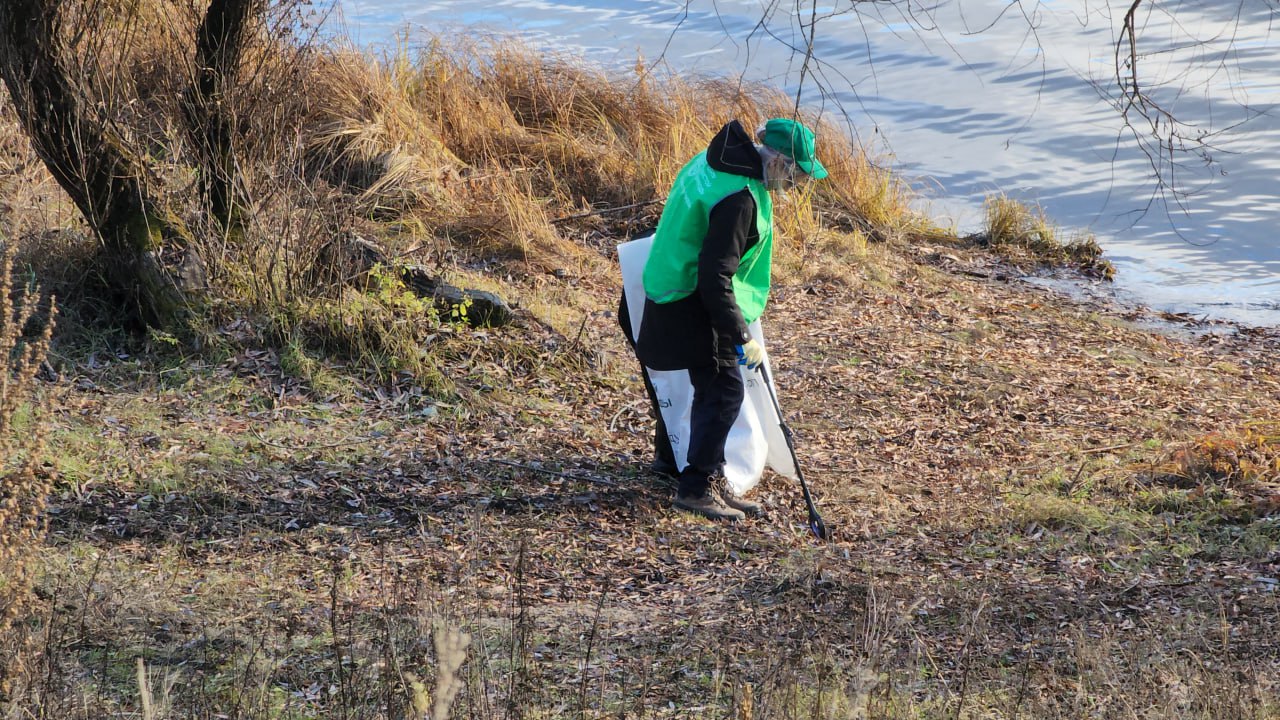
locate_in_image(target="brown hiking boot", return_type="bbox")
[673,489,746,521]
[721,490,763,517]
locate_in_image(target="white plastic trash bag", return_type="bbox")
[618,234,796,496]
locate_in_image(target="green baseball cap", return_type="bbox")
[761,117,828,180]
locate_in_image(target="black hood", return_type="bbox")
[705,120,764,179]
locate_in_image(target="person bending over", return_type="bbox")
[635,117,828,521]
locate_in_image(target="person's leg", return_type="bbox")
[677,363,745,498]
[617,290,677,476]
[644,374,678,477]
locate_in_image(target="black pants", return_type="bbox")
[618,291,677,471]
[618,290,744,495]
[677,362,745,497]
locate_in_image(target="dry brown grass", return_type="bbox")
[1164,426,1280,485]
[306,35,927,275]
[980,194,1115,279]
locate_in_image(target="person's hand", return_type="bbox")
[735,338,764,370]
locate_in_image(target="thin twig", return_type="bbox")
[1080,442,1134,455]
[549,198,664,224]
[329,560,350,720]
[608,399,645,432]
[577,584,608,720]
[952,594,987,720]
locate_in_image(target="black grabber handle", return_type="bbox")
[755,363,830,541]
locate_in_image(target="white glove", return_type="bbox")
[735,338,765,370]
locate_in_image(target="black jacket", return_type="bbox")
[635,120,765,371]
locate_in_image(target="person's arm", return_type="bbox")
[696,189,757,344]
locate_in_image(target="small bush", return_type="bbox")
[1163,428,1279,485]
[1149,426,1280,519]
[981,194,1115,279]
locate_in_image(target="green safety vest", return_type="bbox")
[642,151,774,323]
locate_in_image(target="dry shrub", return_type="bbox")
[981,194,1115,279]
[0,242,56,701]
[56,0,201,164]
[1172,428,1280,483]
[1154,426,1280,516]
[1126,424,1280,532]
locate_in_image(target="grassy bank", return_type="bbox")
[2,6,1277,719]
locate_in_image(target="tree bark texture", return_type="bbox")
[183,0,261,231]
[0,0,193,327]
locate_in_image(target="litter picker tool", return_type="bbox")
[755,363,830,541]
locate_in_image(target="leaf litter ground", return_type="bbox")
[30,243,1280,716]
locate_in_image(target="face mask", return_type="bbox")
[761,146,807,193]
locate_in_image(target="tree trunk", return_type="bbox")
[0,0,194,328]
[184,0,261,231]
